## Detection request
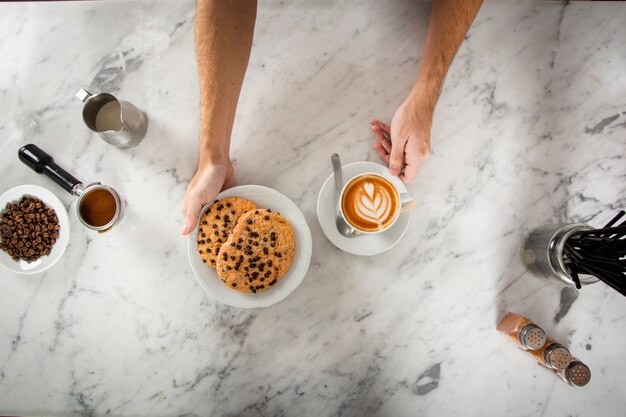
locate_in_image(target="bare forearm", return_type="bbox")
[195,0,257,165]
[410,0,482,108]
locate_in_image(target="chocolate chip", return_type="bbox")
[224,215,230,222]
[258,285,265,289]
[245,250,253,255]
[264,271,272,278]
[255,210,259,214]
[230,256,235,261]
[264,215,269,220]
[202,221,207,225]
[245,227,251,232]
[238,238,243,243]
[269,279,277,286]
[236,244,242,250]
[199,250,203,254]
[259,264,265,272]
[215,215,221,220]
[271,242,276,247]
[201,233,206,238]
[267,260,273,267]
[263,237,268,242]
[223,253,228,261]
[276,253,282,258]
[260,277,265,282]
[247,219,253,225]
[212,224,217,229]
[263,247,268,255]
[250,263,257,268]
[252,272,259,279]
[232,283,237,287]
[231,210,236,215]
[227,266,232,270]
[217,204,224,211]
[202,259,206,263]
[226,202,232,207]
[207,248,212,253]
[231,242,235,247]
[214,231,218,236]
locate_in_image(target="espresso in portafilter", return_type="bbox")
[341,174,399,232]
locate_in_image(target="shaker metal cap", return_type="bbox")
[565,362,591,386]
[519,324,547,350]
[544,344,572,370]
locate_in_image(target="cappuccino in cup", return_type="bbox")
[340,173,401,233]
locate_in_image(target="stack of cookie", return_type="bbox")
[196,197,295,294]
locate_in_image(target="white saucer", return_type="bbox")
[188,185,312,309]
[0,185,70,275]
[317,161,411,256]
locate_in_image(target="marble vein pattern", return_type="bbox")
[0,1,625,416]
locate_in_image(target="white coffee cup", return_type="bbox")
[339,172,414,234]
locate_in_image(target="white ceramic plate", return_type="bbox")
[0,185,70,275]
[317,161,411,256]
[187,185,312,309]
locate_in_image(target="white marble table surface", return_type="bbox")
[1,1,625,416]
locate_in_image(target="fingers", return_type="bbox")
[373,143,390,164]
[399,142,432,183]
[370,119,391,135]
[180,193,190,234]
[181,195,202,235]
[399,162,419,183]
[388,135,407,176]
[371,124,391,153]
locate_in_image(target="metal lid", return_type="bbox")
[544,344,572,370]
[565,361,591,386]
[519,324,547,350]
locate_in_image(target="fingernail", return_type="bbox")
[181,224,189,234]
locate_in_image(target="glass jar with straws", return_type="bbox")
[521,211,626,295]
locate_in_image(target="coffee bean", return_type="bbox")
[0,196,60,262]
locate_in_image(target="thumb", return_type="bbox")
[181,195,202,235]
[389,136,406,176]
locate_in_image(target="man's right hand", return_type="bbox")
[180,161,234,235]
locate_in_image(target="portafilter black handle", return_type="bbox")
[18,144,83,194]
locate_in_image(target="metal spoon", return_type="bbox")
[331,153,359,237]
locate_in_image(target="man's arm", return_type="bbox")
[181,0,257,235]
[371,0,483,182]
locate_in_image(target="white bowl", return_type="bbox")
[187,185,312,309]
[0,185,70,275]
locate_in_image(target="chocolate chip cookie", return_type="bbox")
[216,209,295,293]
[196,197,257,268]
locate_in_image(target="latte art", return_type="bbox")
[341,174,400,232]
[354,182,393,226]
